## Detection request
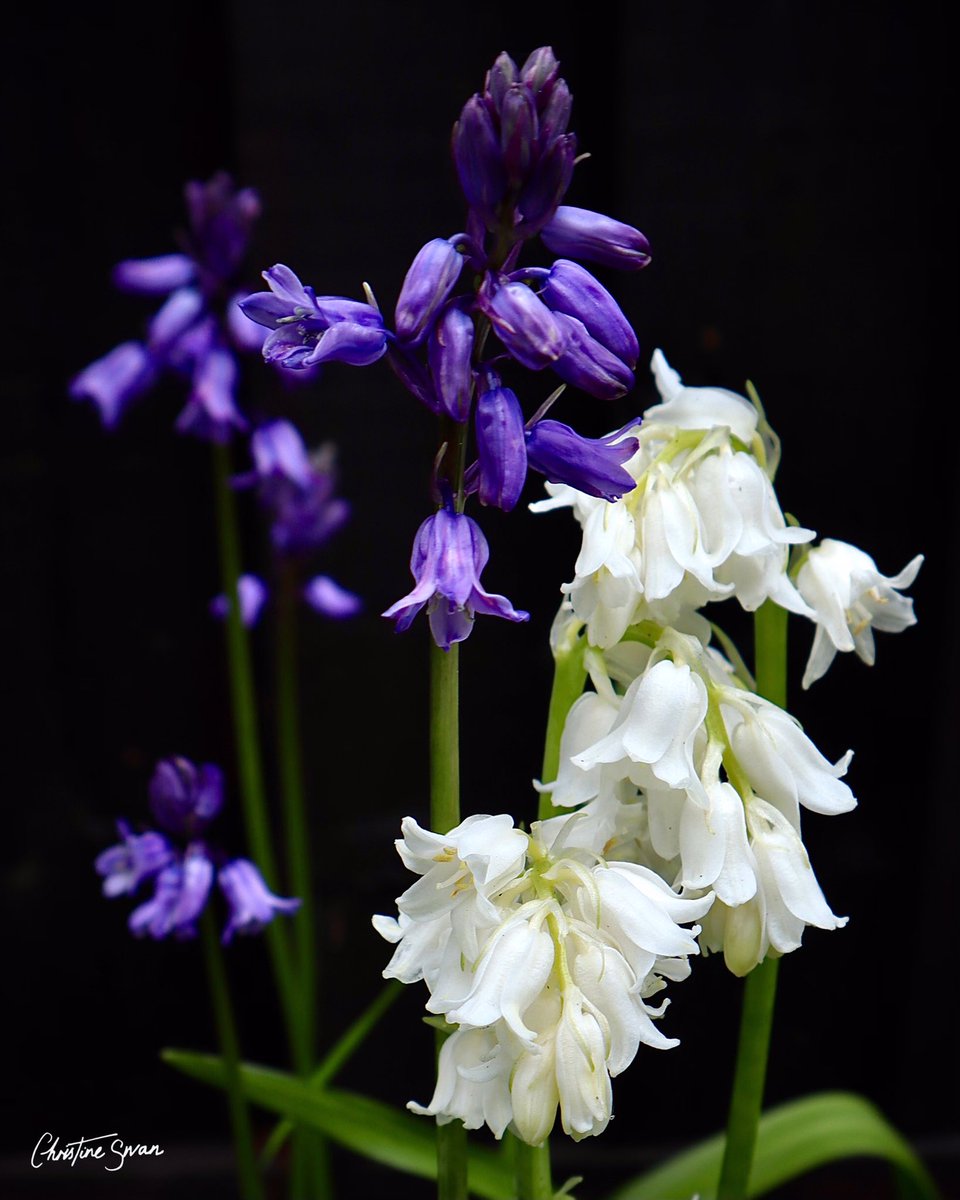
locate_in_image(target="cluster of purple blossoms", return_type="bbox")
[71,173,269,439]
[211,419,362,627]
[95,756,300,943]
[240,48,649,649]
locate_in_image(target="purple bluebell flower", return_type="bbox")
[382,508,528,649]
[540,206,652,271]
[479,279,568,370]
[427,304,475,422]
[537,259,639,367]
[237,420,314,491]
[210,573,269,628]
[219,859,301,944]
[474,385,528,511]
[451,94,508,229]
[550,312,635,400]
[148,757,225,837]
[71,172,268,437]
[525,419,640,500]
[394,238,465,345]
[95,821,173,897]
[241,265,387,370]
[128,844,215,940]
[303,575,362,619]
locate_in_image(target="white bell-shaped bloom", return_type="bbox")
[796,539,923,689]
[678,779,758,908]
[646,348,760,444]
[407,1025,514,1137]
[554,987,614,1141]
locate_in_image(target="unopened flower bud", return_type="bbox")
[550,312,634,399]
[541,259,639,366]
[500,84,539,184]
[428,305,475,423]
[452,95,507,227]
[395,238,465,345]
[148,757,224,836]
[526,419,638,500]
[541,205,652,271]
[480,280,568,370]
[517,134,576,234]
[475,386,528,511]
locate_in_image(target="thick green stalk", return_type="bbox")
[201,909,264,1200]
[514,1139,553,1200]
[717,599,787,1200]
[537,636,587,821]
[211,446,300,1060]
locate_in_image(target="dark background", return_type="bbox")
[2,2,956,1196]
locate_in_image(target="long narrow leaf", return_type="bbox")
[608,1092,939,1200]
[162,1049,512,1200]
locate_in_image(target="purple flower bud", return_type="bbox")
[428,305,475,422]
[538,78,572,145]
[95,821,173,897]
[303,574,362,619]
[112,254,196,295]
[386,342,440,413]
[480,280,568,370]
[129,844,214,940]
[184,172,261,283]
[452,95,507,227]
[70,341,156,429]
[148,758,225,836]
[526,419,640,500]
[541,206,652,271]
[210,574,269,628]
[382,508,528,649]
[516,134,576,234]
[175,347,248,443]
[245,420,314,490]
[520,46,561,101]
[540,259,639,366]
[147,287,205,357]
[394,238,465,345]
[550,312,635,399]
[475,386,528,511]
[484,51,518,112]
[219,859,301,944]
[500,85,539,184]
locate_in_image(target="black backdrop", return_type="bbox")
[3,2,956,1197]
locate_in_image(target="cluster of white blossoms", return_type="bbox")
[374,814,711,1143]
[374,350,921,1144]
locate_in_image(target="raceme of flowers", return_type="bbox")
[95,756,300,942]
[71,173,270,440]
[239,46,652,649]
[373,813,711,1144]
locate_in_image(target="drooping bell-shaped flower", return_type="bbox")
[128,844,215,940]
[210,573,269,628]
[541,205,652,271]
[525,419,639,500]
[382,508,528,649]
[427,304,475,422]
[69,342,157,428]
[218,859,302,944]
[394,238,465,345]
[474,384,528,511]
[95,821,173,897]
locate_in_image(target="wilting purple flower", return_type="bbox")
[148,757,225,837]
[395,238,465,345]
[479,279,568,370]
[537,259,639,366]
[474,385,527,511]
[241,265,387,370]
[95,821,173,897]
[541,206,652,271]
[71,172,267,437]
[550,312,635,400]
[129,844,215,940]
[525,420,640,500]
[219,859,302,944]
[303,575,362,619]
[427,305,475,422]
[210,573,269,628]
[382,508,528,649]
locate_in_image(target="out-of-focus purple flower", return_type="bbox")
[525,419,640,500]
[303,575,362,619]
[95,821,173,897]
[479,280,568,370]
[241,264,387,370]
[69,342,157,429]
[428,305,475,422]
[210,573,269,628]
[71,173,266,437]
[237,420,313,491]
[148,757,225,837]
[395,238,465,345]
[129,844,215,940]
[382,508,528,649]
[550,312,635,400]
[541,206,652,271]
[474,385,528,511]
[219,859,301,944]
[538,259,639,366]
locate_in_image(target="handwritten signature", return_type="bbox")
[31,1132,164,1171]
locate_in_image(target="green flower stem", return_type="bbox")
[201,908,264,1200]
[514,1139,554,1200]
[717,599,788,1200]
[537,636,587,821]
[211,446,300,1059]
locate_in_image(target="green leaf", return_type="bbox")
[607,1092,940,1200]
[162,1049,513,1200]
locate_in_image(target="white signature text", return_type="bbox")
[31,1132,164,1172]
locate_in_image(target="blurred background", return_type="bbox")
[2,1,955,1196]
